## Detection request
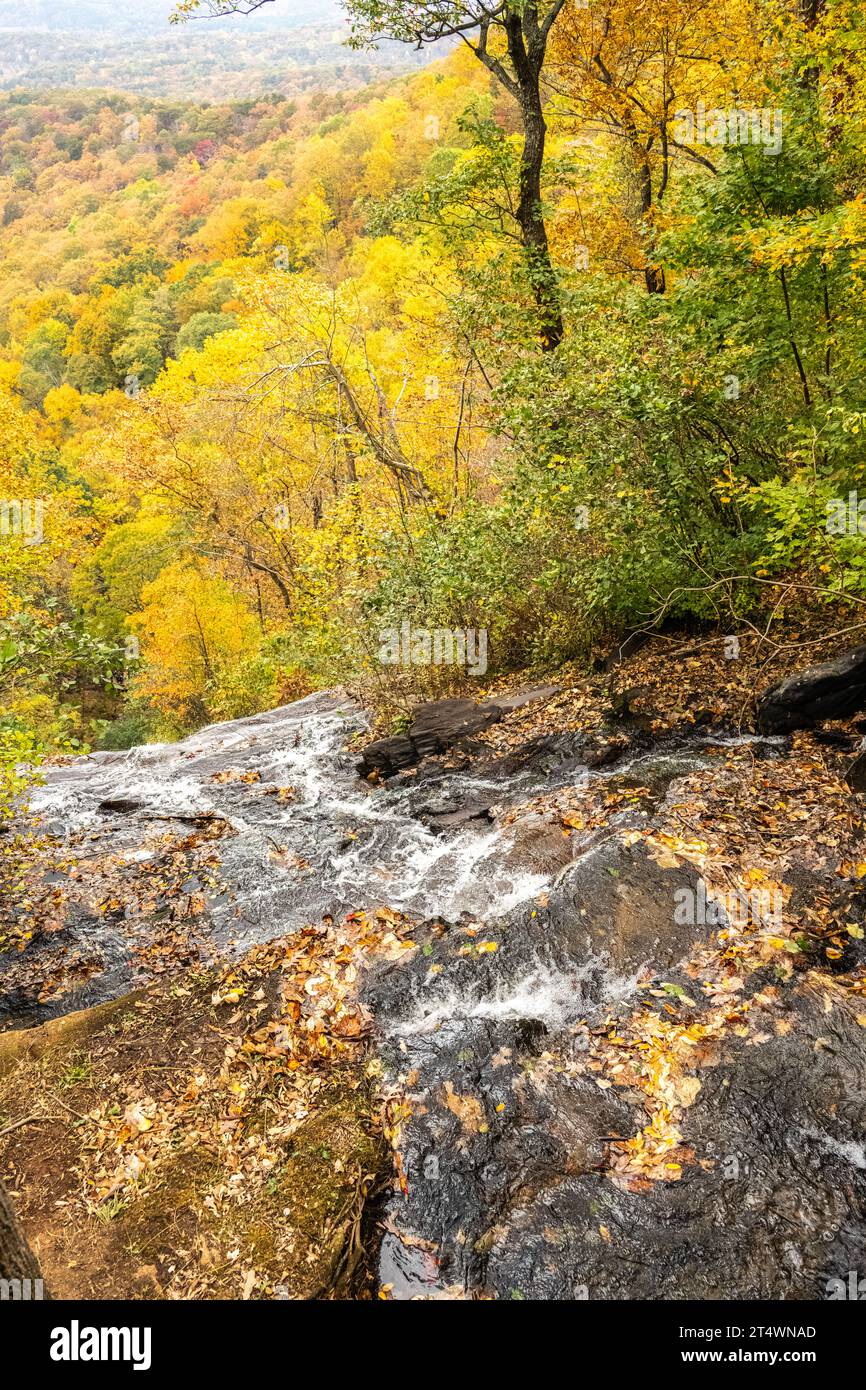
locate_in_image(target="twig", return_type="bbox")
[0,1114,63,1138]
[48,1092,90,1123]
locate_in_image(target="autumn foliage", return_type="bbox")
[1,0,865,750]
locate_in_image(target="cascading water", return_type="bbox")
[26,689,614,964]
[15,689,767,1036]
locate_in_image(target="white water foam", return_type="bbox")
[390,953,647,1037]
[803,1128,866,1170]
[33,696,572,930]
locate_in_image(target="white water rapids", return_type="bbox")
[29,691,572,947]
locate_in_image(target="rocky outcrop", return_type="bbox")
[356,687,559,778]
[357,698,503,779]
[364,831,866,1301]
[757,645,866,732]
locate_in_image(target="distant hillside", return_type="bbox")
[0,0,432,99]
[0,53,484,401]
[3,0,324,24]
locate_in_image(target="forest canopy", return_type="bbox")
[1,0,865,768]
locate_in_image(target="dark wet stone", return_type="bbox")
[813,730,858,750]
[487,731,586,777]
[481,989,866,1300]
[368,857,866,1300]
[357,687,561,778]
[541,836,708,975]
[358,698,504,778]
[0,905,135,1031]
[368,1012,640,1297]
[420,803,494,832]
[363,837,710,1042]
[757,645,866,732]
[357,733,416,778]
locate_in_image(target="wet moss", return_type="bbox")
[106,1078,384,1298]
[0,992,142,1079]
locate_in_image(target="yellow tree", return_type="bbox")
[132,560,262,730]
[547,0,764,290]
[179,0,568,349]
[101,244,489,606]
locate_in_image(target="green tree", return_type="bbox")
[349,0,565,348]
[181,0,565,348]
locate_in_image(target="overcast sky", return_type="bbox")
[0,0,342,34]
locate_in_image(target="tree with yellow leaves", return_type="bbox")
[131,560,262,731]
[547,0,764,291]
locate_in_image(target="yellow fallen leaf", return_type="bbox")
[442,1081,485,1133]
[673,1075,701,1108]
[655,851,682,869]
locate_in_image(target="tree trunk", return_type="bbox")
[638,163,666,295]
[0,1180,43,1287]
[516,88,564,348]
[798,0,825,25]
[624,119,666,295]
[466,5,565,350]
[497,6,563,352]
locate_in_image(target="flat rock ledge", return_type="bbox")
[356,687,559,778]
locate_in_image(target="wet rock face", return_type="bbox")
[483,988,866,1301]
[364,837,708,1037]
[376,1015,640,1299]
[543,838,708,975]
[2,690,663,1027]
[366,838,711,1298]
[366,849,866,1302]
[357,697,504,778]
[757,645,866,732]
